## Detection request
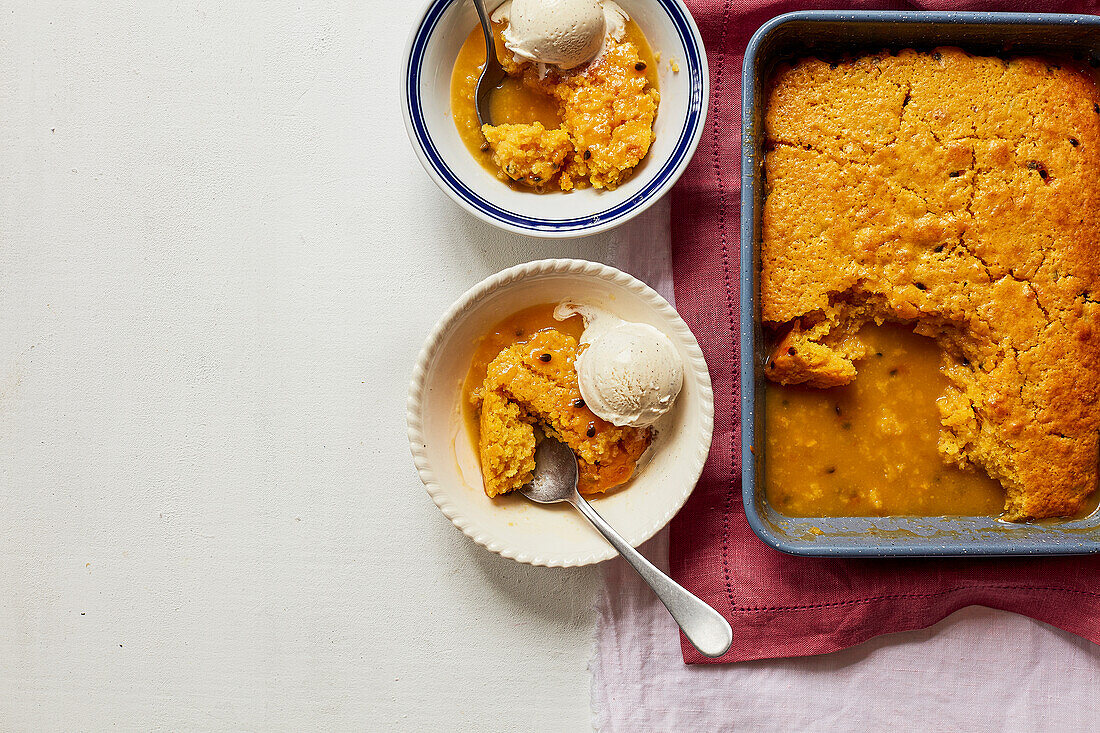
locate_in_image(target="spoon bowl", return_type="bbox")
[522,437,581,504]
[520,437,733,658]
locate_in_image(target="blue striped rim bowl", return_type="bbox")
[401,0,709,239]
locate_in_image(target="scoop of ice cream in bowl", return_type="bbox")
[559,302,684,429]
[407,259,714,566]
[496,0,627,70]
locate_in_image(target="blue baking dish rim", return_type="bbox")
[405,0,706,233]
[740,10,1100,557]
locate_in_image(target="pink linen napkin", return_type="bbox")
[668,0,1100,664]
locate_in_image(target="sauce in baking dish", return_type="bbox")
[764,324,1006,517]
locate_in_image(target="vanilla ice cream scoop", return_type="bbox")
[492,0,628,71]
[556,303,684,428]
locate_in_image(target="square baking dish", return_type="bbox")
[740,10,1100,557]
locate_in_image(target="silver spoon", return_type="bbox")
[521,437,734,658]
[471,0,507,128]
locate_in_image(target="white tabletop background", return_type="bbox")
[2,1,606,729]
[7,2,1100,732]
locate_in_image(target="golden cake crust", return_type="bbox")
[762,48,1100,520]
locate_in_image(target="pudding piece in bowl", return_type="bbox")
[475,389,536,498]
[481,123,573,188]
[450,0,660,191]
[465,306,652,498]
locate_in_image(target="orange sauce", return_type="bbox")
[765,324,1006,517]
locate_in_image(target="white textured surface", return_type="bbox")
[0,1,636,730]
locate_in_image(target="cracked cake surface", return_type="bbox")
[762,48,1100,520]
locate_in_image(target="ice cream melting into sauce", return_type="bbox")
[492,0,628,75]
[555,302,684,428]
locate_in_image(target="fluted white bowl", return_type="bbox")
[407,259,713,566]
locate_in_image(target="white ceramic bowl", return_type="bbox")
[401,0,709,238]
[407,259,714,566]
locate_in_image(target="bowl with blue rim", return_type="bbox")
[401,0,709,238]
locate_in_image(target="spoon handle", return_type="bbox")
[471,0,494,54]
[571,494,733,658]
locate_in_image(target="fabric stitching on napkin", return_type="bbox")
[708,0,739,620]
[729,584,1100,612]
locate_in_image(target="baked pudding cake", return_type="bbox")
[462,303,683,500]
[761,48,1100,521]
[471,329,650,496]
[450,0,661,191]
